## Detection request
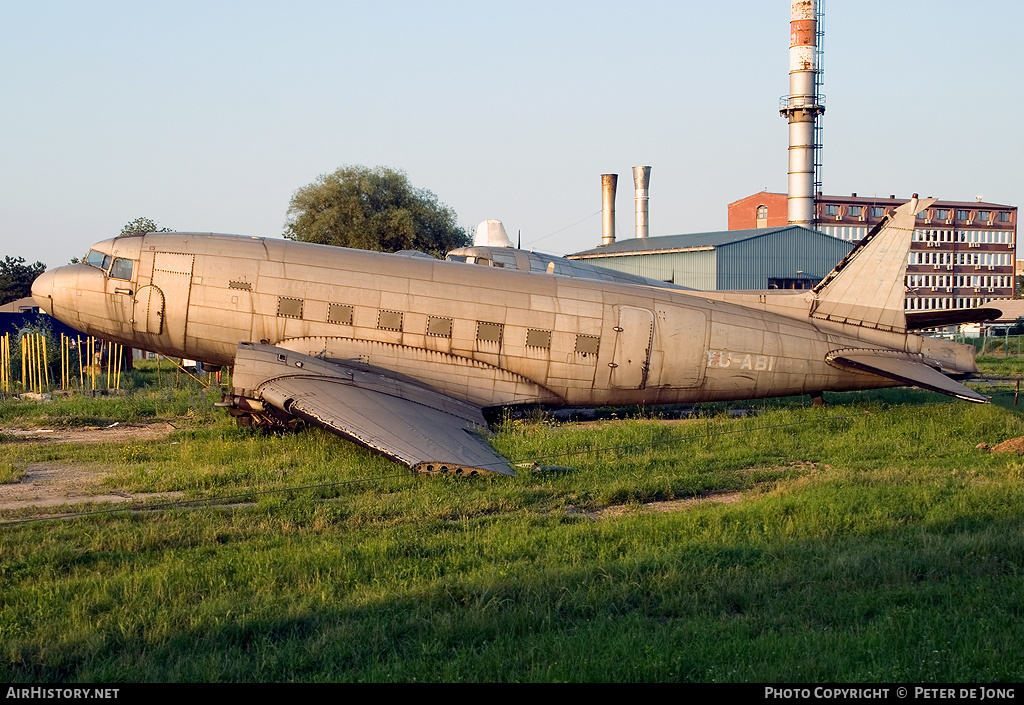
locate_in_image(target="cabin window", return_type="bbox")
[109,258,134,281]
[378,310,403,332]
[327,303,354,325]
[476,321,503,343]
[277,297,303,319]
[526,329,551,349]
[86,250,111,270]
[229,280,252,290]
[575,334,599,356]
[426,316,453,338]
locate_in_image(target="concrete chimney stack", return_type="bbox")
[780,0,824,227]
[633,166,651,239]
[601,174,618,245]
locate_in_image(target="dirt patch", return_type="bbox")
[0,421,182,517]
[3,421,176,445]
[987,436,1024,454]
[0,466,185,512]
[568,489,744,520]
[0,461,185,516]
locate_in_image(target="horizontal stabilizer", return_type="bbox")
[827,349,988,403]
[905,308,1001,330]
[233,343,514,476]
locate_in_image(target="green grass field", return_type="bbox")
[2,374,1024,682]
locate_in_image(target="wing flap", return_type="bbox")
[233,343,514,476]
[827,349,988,403]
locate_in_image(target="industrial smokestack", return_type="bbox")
[601,174,617,245]
[780,0,824,227]
[633,166,651,239]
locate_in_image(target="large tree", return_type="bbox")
[0,256,46,305]
[119,217,172,237]
[284,166,469,257]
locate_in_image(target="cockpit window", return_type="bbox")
[109,258,134,281]
[86,250,111,270]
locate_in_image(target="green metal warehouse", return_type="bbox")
[565,225,854,291]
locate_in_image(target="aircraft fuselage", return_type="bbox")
[32,231,979,410]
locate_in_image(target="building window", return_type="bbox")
[871,206,885,218]
[756,205,768,220]
[979,210,991,222]
[848,205,862,217]
[936,209,949,219]
[999,211,1011,222]
[956,209,970,221]
[825,204,840,216]
[491,252,517,269]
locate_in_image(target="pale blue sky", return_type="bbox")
[3,0,1023,267]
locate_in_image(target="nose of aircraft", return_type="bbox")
[31,269,56,314]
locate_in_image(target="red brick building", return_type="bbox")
[728,192,1018,311]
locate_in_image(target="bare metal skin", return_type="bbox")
[31,198,983,475]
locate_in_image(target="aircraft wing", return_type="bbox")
[826,349,988,403]
[231,343,514,476]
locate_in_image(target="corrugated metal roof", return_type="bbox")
[566,225,837,259]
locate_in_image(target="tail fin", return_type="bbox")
[809,196,935,333]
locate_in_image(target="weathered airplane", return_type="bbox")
[31,196,986,476]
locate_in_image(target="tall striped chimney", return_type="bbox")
[780,0,824,227]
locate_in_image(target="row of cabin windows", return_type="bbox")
[276,297,600,355]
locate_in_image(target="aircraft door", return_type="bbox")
[148,253,194,353]
[132,285,165,335]
[610,306,654,389]
[650,306,708,388]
